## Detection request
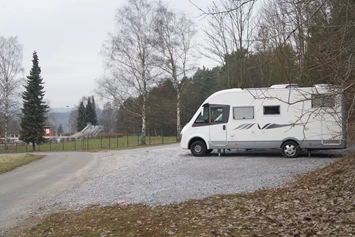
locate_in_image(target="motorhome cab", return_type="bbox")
[180,84,346,158]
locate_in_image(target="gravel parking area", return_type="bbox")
[39,144,338,209]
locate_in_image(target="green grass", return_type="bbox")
[0,154,44,174]
[0,135,177,153]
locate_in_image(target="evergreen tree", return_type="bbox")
[77,101,86,131]
[19,52,49,151]
[86,96,98,125]
[57,124,64,135]
[91,96,96,112]
[91,96,98,125]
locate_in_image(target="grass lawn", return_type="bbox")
[0,154,44,174]
[10,154,355,236]
[1,135,177,153]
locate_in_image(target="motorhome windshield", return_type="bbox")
[195,106,209,123]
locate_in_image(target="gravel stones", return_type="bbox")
[42,144,337,208]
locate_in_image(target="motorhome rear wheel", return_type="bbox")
[281,141,300,158]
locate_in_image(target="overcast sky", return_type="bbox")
[1,0,213,109]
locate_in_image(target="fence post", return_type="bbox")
[138,131,140,146]
[26,144,28,152]
[127,132,129,147]
[149,129,151,145]
[39,144,41,152]
[117,135,118,148]
[16,143,17,153]
[74,139,76,151]
[161,128,164,144]
[109,137,111,149]
[62,140,64,151]
[100,137,102,148]
[87,137,89,150]
[50,141,52,151]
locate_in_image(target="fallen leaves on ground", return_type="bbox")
[13,155,355,237]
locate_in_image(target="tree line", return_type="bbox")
[1,0,354,148]
[96,0,355,144]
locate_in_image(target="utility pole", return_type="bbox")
[66,105,69,133]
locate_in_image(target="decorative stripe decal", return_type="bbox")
[234,123,301,130]
[246,123,255,129]
[236,123,254,130]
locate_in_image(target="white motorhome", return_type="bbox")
[180,84,346,157]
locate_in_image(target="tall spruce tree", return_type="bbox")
[86,97,98,125]
[57,124,64,135]
[20,52,49,151]
[91,96,98,125]
[77,101,86,131]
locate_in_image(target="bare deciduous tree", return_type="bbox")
[153,1,197,138]
[203,0,256,87]
[254,0,354,139]
[99,102,118,133]
[69,108,78,133]
[0,36,23,149]
[98,0,159,144]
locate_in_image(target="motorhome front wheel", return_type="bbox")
[191,140,207,156]
[281,141,300,158]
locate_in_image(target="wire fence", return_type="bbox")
[0,128,179,153]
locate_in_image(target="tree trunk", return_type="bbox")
[176,88,181,141]
[141,115,146,145]
[296,3,305,82]
[4,84,8,151]
[141,92,146,145]
[32,143,36,151]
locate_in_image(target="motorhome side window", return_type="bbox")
[264,106,280,115]
[312,94,335,108]
[233,106,254,120]
[195,106,209,123]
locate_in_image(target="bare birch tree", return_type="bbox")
[0,36,23,150]
[98,0,158,145]
[203,0,256,87]
[153,2,197,139]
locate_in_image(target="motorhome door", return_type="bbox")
[209,106,228,146]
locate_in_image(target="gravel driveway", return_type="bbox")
[39,144,338,210]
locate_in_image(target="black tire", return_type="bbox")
[281,141,300,158]
[190,140,207,157]
[206,149,213,154]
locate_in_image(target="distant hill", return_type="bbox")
[50,107,73,113]
[49,108,74,133]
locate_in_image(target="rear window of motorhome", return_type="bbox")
[312,94,335,108]
[233,106,254,120]
[264,105,280,115]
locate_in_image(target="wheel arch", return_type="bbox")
[280,138,300,148]
[188,137,207,150]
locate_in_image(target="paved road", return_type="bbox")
[0,152,98,232]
